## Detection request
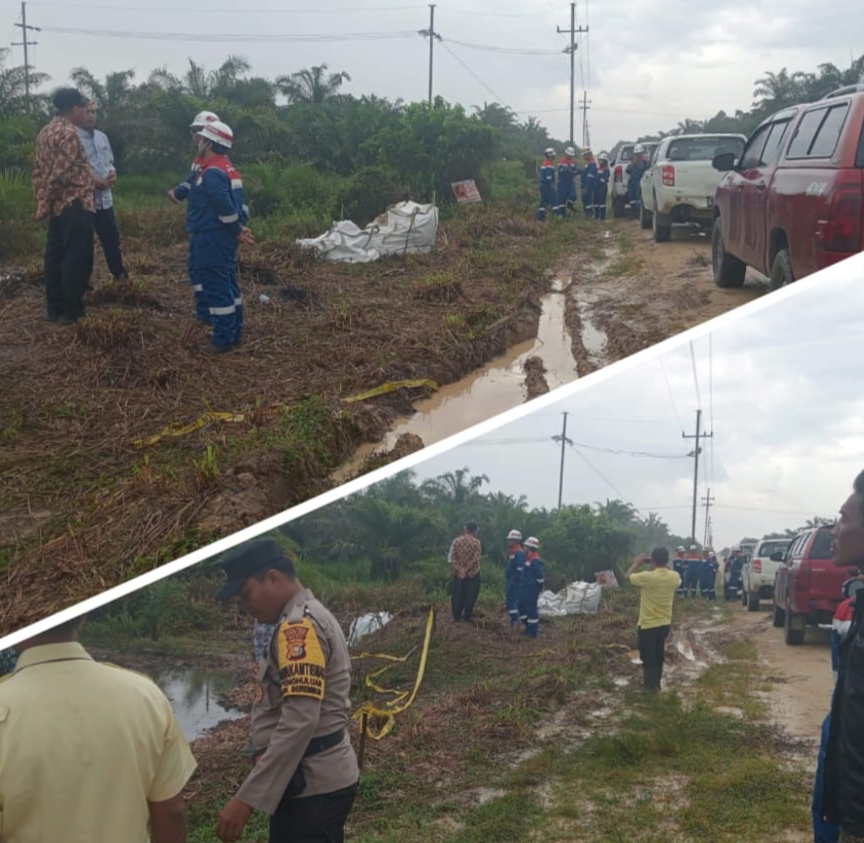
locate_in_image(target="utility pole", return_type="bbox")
[580,90,592,148]
[552,412,573,509]
[420,5,441,106]
[13,2,39,112]
[683,409,713,544]
[701,488,715,546]
[557,3,588,145]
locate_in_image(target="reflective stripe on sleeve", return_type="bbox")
[231,178,243,189]
[209,305,236,316]
[219,212,239,224]
[192,284,203,292]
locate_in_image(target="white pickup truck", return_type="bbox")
[638,133,747,242]
[741,537,793,611]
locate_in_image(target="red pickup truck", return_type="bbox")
[772,526,854,645]
[710,86,864,290]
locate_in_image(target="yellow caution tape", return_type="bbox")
[343,379,439,404]
[131,410,247,448]
[352,607,435,740]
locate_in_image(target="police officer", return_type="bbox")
[518,536,546,637]
[672,546,687,596]
[594,153,611,220]
[699,548,719,600]
[554,146,578,217]
[188,120,254,353]
[215,537,359,843]
[505,529,526,626]
[580,149,598,217]
[537,148,557,221]
[169,110,221,323]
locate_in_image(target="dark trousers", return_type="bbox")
[451,574,480,621]
[93,207,128,279]
[270,783,358,843]
[638,624,670,690]
[44,200,94,320]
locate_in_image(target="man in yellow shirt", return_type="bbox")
[626,547,682,691]
[0,615,197,843]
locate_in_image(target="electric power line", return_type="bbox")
[689,340,703,410]
[37,25,423,42]
[568,443,627,501]
[659,356,685,435]
[440,41,507,106]
[445,37,562,56]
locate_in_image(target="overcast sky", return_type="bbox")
[6,0,863,153]
[411,254,864,550]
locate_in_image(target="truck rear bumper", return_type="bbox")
[815,249,858,272]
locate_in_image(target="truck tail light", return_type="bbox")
[614,165,622,183]
[796,565,811,592]
[753,560,762,573]
[815,184,862,253]
[662,165,675,187]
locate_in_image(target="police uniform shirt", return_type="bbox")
[0,641,197,843]
[239,588,359,814]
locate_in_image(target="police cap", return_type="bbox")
[214,537,295,601]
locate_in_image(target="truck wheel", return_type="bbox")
[747,590,760,612]
[784,605,806,645]
[711,217,746,288]
[772,603,785,627]
[639,202,652,229]
[612,197,626,218]
[652,202,671,242]
[769,247,794,292]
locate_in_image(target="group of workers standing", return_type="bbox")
[30,87,253,353]
[672,545,721,600]
[537,146,610,222]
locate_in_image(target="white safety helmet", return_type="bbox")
[689,544,698,551]
[190,110,220,130]
[676,546,685,552]
[634,143,645,154]
[196,120,234,150]
[732,545,741,552]
[544,147,556,157]
[507,529,523,542]
[598,151,610,162]
[564,146,576,157]
[524,536,540,550]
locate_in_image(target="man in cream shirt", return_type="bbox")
[626,547,682,691]
[0,615,196,843]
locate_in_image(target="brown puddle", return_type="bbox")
[333,279,579,480]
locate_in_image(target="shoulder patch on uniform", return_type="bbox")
[276,617,326,701]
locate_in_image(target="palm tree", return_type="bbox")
[276,64,351,104]
[752,68,809,112]
[593,499,638,527]
[0,48,49,116]
[472,102,517,130]
[421,468,489,506]
[69,67,136,112]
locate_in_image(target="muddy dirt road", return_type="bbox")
[564,223,767,376]
[731,605,833,743]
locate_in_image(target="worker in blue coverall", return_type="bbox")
[518,536,546,638]
[699,549,719,600]
[537,147,557,221]
[594,154,611,220]
[168,110,221,323]
[672,546,687,596]
[554,146,578,217]
[626,145,649,218]
[505,529,526,627]
[580,150,598,217]
[683,545,702,598]
[725,547,744,600]
[187,120,254,353]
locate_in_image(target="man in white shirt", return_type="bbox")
[77,100,130,284]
